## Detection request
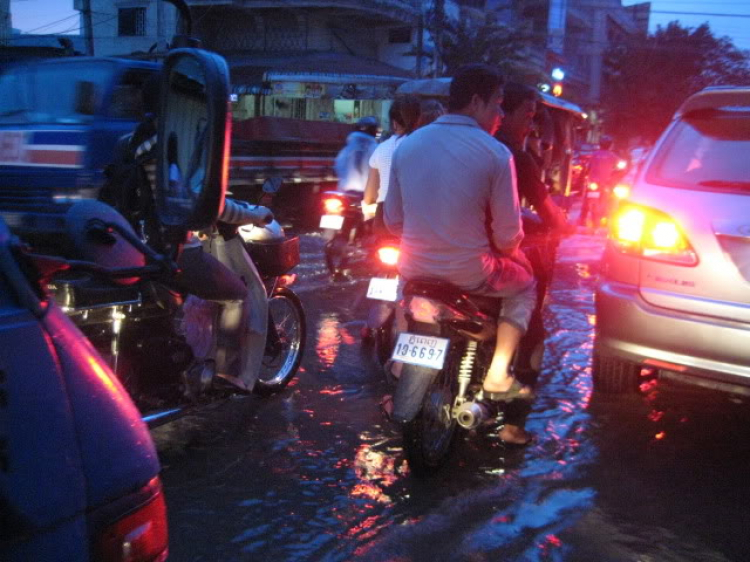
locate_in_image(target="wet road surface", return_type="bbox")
[152,231,750,561]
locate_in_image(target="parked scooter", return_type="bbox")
[20,49,304,426]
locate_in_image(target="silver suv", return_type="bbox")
[594,86,750,395]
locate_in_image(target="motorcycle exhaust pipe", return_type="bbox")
[455,400,491,430]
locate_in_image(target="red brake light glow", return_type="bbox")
[377,246,400,266]
[324,198,344,214]
[611,204,697,265]
[613,183,630,199]
[97,478,169,562]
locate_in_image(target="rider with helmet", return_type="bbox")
[334,116,380,195]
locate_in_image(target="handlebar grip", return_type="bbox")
[220,200,274,227]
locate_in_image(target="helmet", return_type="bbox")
[355,116,380,137]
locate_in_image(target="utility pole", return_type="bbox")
[157,0,167,52]
[82,0,95,55]
[416,11,424,78]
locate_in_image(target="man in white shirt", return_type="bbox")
[385,64,537,445]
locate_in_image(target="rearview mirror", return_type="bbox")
[156,48,230,235]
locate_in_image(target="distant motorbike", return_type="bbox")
[319,190,369,277]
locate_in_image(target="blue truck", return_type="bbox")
[0,56,159,243]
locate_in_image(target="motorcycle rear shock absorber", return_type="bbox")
[457,340,478,400]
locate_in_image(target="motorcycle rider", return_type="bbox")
[102,74,268,393]
[384,64,537,446]
[495,82,572,376]
[579,135,620,227]
[334,116,380,196]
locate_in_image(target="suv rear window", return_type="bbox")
[646,108,750,191]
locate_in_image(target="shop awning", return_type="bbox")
[225,51,413,95]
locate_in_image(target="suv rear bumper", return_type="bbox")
[595,280,750,390]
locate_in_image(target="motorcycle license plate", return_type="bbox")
[391,332,450,370]
[319,214,344,230]
[586,191,601,199]
[367,277,398,301]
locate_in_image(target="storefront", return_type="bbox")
[227,52,413,129]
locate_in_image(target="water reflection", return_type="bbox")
[315,313,341,369]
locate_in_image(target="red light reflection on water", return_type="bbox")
[315,315,341,368]
[538,533,563,555]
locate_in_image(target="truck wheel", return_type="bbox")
[592,351,640,394]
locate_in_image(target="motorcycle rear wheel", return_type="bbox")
[402,361,458,476]
[254,287,306,395]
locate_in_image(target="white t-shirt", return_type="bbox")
[369,134,404,203]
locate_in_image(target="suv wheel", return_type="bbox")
[592,352,640,394]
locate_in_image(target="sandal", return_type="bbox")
[481,378,535,403]
[379,394,394,420]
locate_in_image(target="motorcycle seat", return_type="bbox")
[403,278,503,318]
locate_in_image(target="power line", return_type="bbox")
[650,11,750,19]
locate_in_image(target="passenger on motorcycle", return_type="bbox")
[102,75,268,393]
[496,83,573,373]
[362,95,421,227]
[384,64,537,445]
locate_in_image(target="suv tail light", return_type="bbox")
[611,204,698,266]
[97,478,168,562]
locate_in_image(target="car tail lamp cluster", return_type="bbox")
[323,197,344,214]
[611,204,697,265]
[97,478,169,562]
[377,246,400,266]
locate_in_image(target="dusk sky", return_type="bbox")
[9,0,750,50]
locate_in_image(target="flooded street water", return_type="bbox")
[153,231,750,562]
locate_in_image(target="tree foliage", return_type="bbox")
[603,22,750,144]
[425,4,535,78]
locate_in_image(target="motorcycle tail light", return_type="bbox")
[613,183,630,199]
[323,198,344,214]
[377,246,400,266]
[408,296,441,324]
[407,296,468,324]
[588,181,599,191]
[616,159,628,171]
[96,478,169,562]
[611,204,697,266]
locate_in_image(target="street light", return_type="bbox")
[551,67,565,81]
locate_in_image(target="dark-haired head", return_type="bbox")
[448,64,505,112]
[501,82,539,116]
[389,94,422,135]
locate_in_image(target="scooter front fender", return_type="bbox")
[391,364,439,423]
